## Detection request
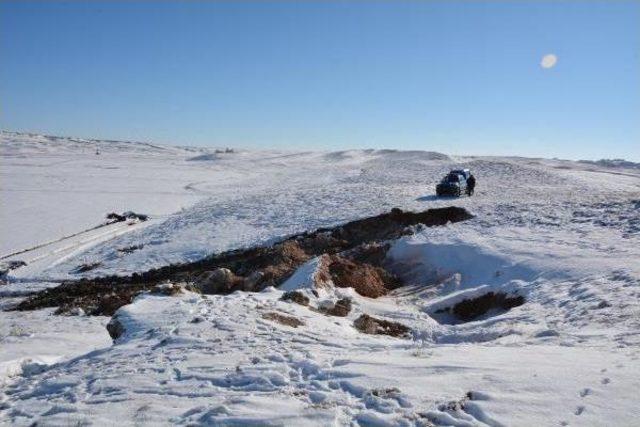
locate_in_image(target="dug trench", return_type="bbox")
[13,207,481,322]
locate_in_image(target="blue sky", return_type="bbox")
[1,1,639,160]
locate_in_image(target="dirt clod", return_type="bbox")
[319,297,352,317]
[280,291,310,306]
[353,314,411,338]
[195,268,243,294]
[324,255,398,298]
[262,312,305,328]
[451,292,525,322]
[347,242,391,267]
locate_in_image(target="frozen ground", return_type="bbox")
[1,130,639,426]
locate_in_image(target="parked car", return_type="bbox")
[450,169,471,180]
[436,169,470,197]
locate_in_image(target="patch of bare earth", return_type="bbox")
[353,314,411,338]
[280,291,310,306]
[318,298,352,317]
[436,292,525,323]
[320,254,399,298]
[14,207,472,316]
[262,312,305,328]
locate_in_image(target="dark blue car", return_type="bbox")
[436,169,470,197]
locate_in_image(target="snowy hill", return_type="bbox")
[1,132,639,426]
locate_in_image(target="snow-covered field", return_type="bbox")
[1,130,639,426]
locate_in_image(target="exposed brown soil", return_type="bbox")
[438,292,525,322]
[345,242,391,267]
[323,254,399,298]
[353,314,411,338]
[14,207,472,316]
[262,312,305,328]
[318,297,352,317]
[195,268,245,294]
[258,241,311,289]
[280,291,310,306]
[52,283,142,316]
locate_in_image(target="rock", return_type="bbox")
[319,297,352,317]
[353,314,411,338]
[280,290,310,306]
[106,315,125,340]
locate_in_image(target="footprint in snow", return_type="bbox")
[601,377,610,385]
[575,406,585,416]
[579,388,591,397]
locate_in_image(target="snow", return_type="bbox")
[1,130,639,425]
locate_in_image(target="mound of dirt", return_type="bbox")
[258,241,311,289]
[14,207,472,315]
[318,297,352,317]
[448,292,525,322]
[51,284,139,316]
[346,242,391,266]
[195,268,244,294]
[280,291,310,306]
[323,255,397,298]
[262,312,305,328]
[354,314,411,338]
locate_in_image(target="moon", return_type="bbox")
[541,54,558,69]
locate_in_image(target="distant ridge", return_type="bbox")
[578,158,640,170]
